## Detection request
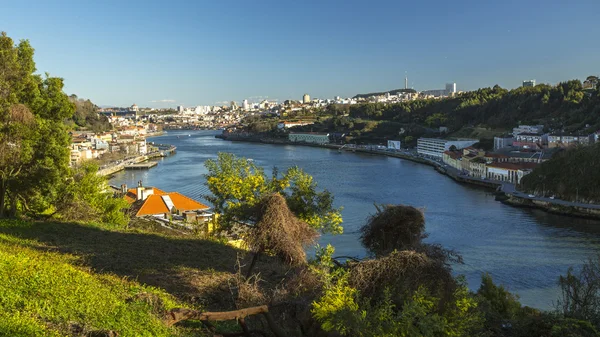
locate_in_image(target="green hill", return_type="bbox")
[521,143,600,203]
[0,220,180,336]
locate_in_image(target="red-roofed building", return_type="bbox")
[486,162,538,184]
[122,181,210,221]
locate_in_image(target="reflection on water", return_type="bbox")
[110,130,600,309]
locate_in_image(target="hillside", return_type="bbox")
[521,143,600,203]
[68,94,111,132]
[0,219,285,336]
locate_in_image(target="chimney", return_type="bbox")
[136,180,143,201]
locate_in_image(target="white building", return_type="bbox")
[177,106,184,113]
[289,132,329,144]
[387,140,401,150]
[512,125,544,137]
[129,104,139,113]
[242,99,249,111]
[523,80,536,87]
[494,136,514,150]
[417,138,479,159]
[445,83,457,95]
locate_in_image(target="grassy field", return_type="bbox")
[0,219,283,336]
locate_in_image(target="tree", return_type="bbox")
[54,162,129,226]
[0,32,74,216]
[204,152,343,234]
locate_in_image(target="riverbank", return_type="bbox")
[218,134,600,220]
[97,145,176,176]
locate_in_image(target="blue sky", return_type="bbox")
[2,0,599,108]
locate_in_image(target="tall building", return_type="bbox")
[303,93,310,104]
[405,76,408,90]
[445,83,457,95]
[176,105,184,113]
[523,80,536,87]
[242,99,249,111]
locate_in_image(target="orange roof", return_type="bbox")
[136,192,209,217]
[124,187,167,204]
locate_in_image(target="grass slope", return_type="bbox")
[0,219,284,336]
[0,220,181,336]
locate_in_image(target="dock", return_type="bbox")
[124,162,158,170]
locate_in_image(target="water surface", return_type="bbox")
[110,130,600,309]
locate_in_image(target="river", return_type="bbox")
[110,130,600,309]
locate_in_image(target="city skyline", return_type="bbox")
[2,0,599,108]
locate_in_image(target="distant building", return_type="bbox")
[289,132,329,144]
[486,162,538,184]
[512,125,544,137]
[421,89,446,97]
[277,121,314,129]
[177,105,184,113]
[303,93,311,104]
[417,138,479,159]
[513,133,547,149]
[494,136,514,150]
[523,80,536,87]
[242,99,249,111]
[387,140,401,150]
[445,83,457,95]
[129,104,139,113]
[548,134,593,148]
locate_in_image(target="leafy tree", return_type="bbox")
[0,32,74,216]
[204,152,343,234]
[54,162,129,226]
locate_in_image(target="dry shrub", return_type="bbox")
[360,204,426,257]
[230,272,267,309]
[247,193,318,266]
[8,103,34,125]
[348,250,457,308]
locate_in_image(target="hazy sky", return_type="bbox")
[2,0,599,108]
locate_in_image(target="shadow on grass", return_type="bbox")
[0,221,280,307]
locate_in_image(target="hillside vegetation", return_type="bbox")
[68,94,111,132]
[521,143,600,203]
[0,220,180,336]
[246,79,600,146]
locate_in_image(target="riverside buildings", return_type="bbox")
[417,138,479,159]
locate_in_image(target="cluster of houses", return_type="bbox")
[422,124,600,185]
[69,123,161,166]
[494,124,598,151]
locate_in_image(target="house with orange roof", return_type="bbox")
[121,181,211,222]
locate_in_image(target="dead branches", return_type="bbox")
[164,305,286,337]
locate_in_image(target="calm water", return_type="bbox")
[110,130,600,309]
